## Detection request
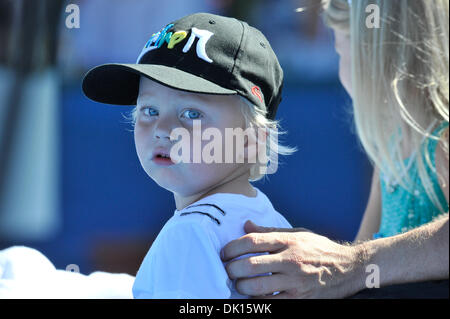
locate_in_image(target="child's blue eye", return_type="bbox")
[142,107,158,117]
[181,109,202,120]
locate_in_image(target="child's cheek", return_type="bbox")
[134,124,151,162]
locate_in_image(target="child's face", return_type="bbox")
[134,77,252,197]
[334,29,352,96]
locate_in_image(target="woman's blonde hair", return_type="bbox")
[323,0,449,212]
[125,96,297,182]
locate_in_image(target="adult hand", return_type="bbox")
[221,220,367,298]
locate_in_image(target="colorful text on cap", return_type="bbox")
[136,23,214,64]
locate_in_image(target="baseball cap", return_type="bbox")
[82,12,283,120]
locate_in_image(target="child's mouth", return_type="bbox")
[152,153,175,166]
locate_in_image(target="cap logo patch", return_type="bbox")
[137,24,214,64]
[167,31,187,49]
[251,86,263,103]
[182,27,214,63]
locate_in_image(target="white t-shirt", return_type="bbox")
[132,187,292,299]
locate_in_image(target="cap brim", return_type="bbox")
[82,63,237,105]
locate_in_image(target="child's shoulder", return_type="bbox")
[162,201,230,247]
[172,189,266,228]
[159,191,255,241]
[166,188,291,242]
[176,202,227,227]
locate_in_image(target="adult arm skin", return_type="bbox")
[357,140,449,286]
[354,169,381,242]
[221,141,449,298]
[360,213,448,288]
[221,215,448,298]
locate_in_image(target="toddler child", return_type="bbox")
[82,12,296,298]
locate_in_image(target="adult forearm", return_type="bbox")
[358,214,449,287]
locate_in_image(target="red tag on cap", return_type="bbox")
[251,86,263,103]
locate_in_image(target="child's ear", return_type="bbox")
[243,128,268,164]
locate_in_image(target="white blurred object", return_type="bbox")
[0,246,134,299]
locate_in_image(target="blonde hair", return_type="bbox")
[125,95,296,182]
[323,0,449,212]
[237,96,297,181]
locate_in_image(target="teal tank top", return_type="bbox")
[374,121,449,239]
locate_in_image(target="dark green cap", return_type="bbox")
[82,12,283,119]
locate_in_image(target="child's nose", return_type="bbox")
[154,126,170,140]
[153,117,178,141]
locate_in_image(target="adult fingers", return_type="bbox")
[225,254,284,280]
[234,273,294,297]
[220,233,286,262]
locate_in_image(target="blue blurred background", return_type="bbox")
[0,0,372,275]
